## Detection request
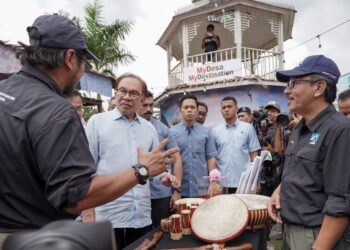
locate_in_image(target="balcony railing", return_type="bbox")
[169,47,280,87]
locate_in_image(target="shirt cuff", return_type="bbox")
[323,194,350,216]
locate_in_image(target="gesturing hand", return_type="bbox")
[137,138,179,177]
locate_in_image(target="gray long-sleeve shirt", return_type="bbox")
[281,105,350,227]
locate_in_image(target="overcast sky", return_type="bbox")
[1,0,349,95]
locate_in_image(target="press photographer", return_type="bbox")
[257,101,286,196]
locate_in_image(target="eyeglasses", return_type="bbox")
[116,88,141,99]
[83,58,92,72]
[287,79,321,89]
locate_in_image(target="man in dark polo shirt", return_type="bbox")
[0,14,177,246]
[268,55,350,250]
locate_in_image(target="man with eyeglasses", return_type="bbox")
[196,101,208,125]
[86,73,177,249]
[67,89,87,127]
[268,55,350,250]
[0,15,178,248]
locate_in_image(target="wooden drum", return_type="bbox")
[174,198,204,213]
[191,195,249,243]
[233,194,272,231]
[160,218,171,232]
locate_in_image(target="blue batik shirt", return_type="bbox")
[170,122,216,197]
[149,117,178,199]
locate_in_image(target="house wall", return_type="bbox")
[160,84,287,128]
[0,45,21,73]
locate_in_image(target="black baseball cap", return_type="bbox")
[237,106,251,114]
[26,14,98,61]
[276,55,340,83]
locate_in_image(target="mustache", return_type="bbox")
[143,111,153,116]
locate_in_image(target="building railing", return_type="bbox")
[169,46,280,86]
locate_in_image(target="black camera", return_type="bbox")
[276,113,293,127]
[252,109,268,122]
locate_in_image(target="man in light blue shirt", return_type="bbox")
[170,94,219,198]
[210,96,261,193]
[86,73,174,249]
[137,91,182,227]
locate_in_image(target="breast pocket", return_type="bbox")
[296,147,324,187]
[234,133,248,150]
[194,138,206,156]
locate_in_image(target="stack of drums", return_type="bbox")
[160,198,205,240]
[232,194,273,231]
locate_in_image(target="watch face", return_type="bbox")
[139,167,148,176]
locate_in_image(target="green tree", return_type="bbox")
[60,0,135,75]
[83,0,134,74]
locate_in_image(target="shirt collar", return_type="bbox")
[20,64,64,97]
[181,121,198,130]
[226,119,239,128]
[306,104,335,132]
[113,108,141,123]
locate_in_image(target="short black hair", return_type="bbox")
[145,90,153,98]
[114,73,147,95]
[197,101,208,112]
[66,89,82,99]
[207,24,214,30]
[179,94,198,108]
[338,88,350,102]
[221,96,237,106]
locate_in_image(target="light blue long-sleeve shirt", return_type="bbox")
[210,119,261,187]
[86,109,159,228]
[170,122,216,197]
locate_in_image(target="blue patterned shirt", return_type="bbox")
[86,109,159,228]
[210,120,261,187]
[149,117,178,199]
[170,122,216,197]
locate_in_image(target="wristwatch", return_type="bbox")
[172,186,182,194]
[132,164,149,185]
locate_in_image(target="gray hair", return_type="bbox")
[308,74,337,104]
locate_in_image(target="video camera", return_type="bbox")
[252,108,269,129]
[276,113,293,127]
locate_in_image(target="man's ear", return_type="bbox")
[314,80,327,98]
[63,49,76,70]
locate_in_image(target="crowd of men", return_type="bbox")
[1,14,350,250]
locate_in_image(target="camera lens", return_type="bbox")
[276,113,290,126]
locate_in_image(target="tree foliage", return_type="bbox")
[59,0,135,75]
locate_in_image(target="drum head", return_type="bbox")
[191,195,249,243]
[174,198,205,207]
[232,194,269,210]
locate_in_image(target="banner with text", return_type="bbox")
[183,59,241,84]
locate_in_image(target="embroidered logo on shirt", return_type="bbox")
[309,132,320,145]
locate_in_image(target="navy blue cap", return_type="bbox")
[276,55,340,83]
[27,14,98,61]
[237,106,251,114]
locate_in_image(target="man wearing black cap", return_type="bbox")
[0,14,177,245]
[237,106,253,123]
[268,55,350,250]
